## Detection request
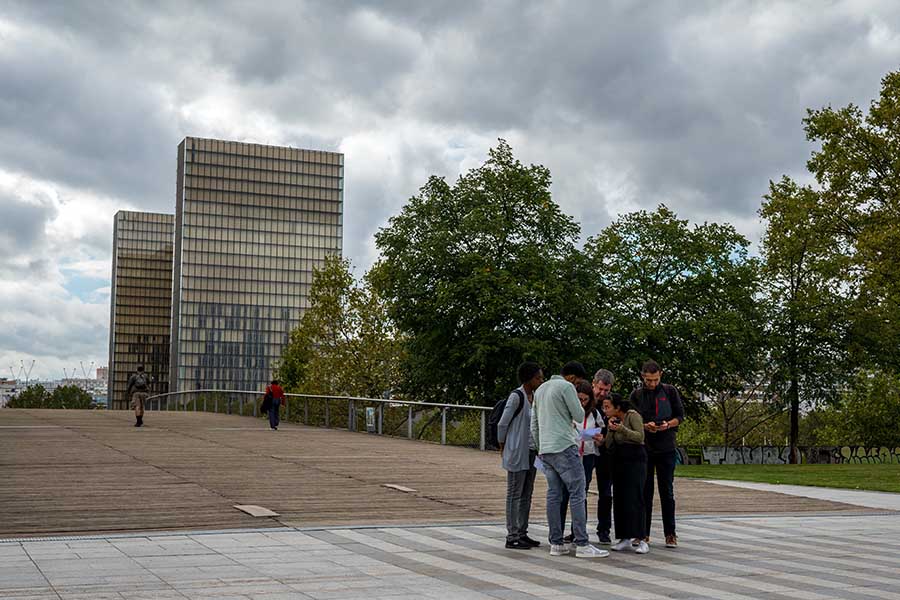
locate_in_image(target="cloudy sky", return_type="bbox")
[1,1,898,381]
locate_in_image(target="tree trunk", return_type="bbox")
[789,377,800,464]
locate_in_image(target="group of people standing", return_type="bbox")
[497,359,684,558]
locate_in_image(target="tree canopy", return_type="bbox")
[373,140,590,404]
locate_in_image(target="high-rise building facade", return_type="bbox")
[170,137,343,393]
[108,211,174,409]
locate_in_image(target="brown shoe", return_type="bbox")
[665,534,677,548]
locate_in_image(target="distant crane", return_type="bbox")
[79,361,94,380]
[21,360,34,386]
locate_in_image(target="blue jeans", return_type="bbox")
[268,399,281,429]
[541,446,588,546]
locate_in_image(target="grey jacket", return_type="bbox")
[497,386,534,472]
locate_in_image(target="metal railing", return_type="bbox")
[145,389,492,450]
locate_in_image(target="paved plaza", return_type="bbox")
[2,410,900,598]
[2,513,900,599]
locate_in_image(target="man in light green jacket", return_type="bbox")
[531,361,609,559]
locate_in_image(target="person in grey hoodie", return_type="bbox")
[498,362,544,549]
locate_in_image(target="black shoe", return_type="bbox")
[520,535,541,547]
[597,531,611,545]
[563,533,574,544]
[505,539,532,550]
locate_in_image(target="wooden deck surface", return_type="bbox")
[0,409,870,538]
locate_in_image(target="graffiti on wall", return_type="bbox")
[683,445,900,465]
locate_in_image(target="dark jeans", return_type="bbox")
[268,399,281,429]
[505,450,537,542]
[560,454,595,535]
[613,445,647,540]
[644,449,677,537]
[595,450,613,535]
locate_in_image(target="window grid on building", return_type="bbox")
[108,211,174,409]
[170,137,344,393]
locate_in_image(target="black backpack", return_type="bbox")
[487,389,526,450]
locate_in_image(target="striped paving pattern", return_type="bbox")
[2,513,899,599]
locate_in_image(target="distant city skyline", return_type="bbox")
[2,1,899,380]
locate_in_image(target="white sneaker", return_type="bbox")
[634,540,649,554]
[611,538,632,551]
[575,543,609,558]
[549,543,571,556]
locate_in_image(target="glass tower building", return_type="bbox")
[108,211,174,409]
[170,137,344,393]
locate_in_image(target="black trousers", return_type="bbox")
[595,450,613,534]
[612,446,647,540]
[644,449,677,537]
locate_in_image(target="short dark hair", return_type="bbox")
[561,361,588,379]
[271,379,280,385]
[517,362,542,385]
[641,360,661,374]
[609,392,633,412]
[136,365,144,372]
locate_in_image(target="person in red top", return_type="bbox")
[265,380,286,430]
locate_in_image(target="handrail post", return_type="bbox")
[215,395,219,414]
[239,396,244,416]
[480,411,486,451]
[348,399,354,431]
[408,405,413,439]
[325,399,330,428]
[441,407,447,445]
[193,393,197,412]
[378,404,383,435]
[203,395,207,413]
[285,398,289,421]
[305,398,309,424]
[253,394,258,417]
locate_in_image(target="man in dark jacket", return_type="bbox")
[629,360,684,548]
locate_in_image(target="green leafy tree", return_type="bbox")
[583,205,765,415]
[759,177,850,463]
[48,385,93,409]
[372,140,590,405]
[278,255,403,398]
[802,71,900,372]
[7,384,49,408]
[839,370,900,448]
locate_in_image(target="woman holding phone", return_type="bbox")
[603,393,649,554]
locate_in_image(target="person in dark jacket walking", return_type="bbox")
[629,360,685,548]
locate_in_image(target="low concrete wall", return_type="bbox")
[678,445,900,465]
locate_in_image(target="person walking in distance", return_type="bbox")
[497,362,544,549]
[265,380,285,430]
[126,365,150,427]
[629,360,685,548]
[591,369,615,545]
[530,361,608,558]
